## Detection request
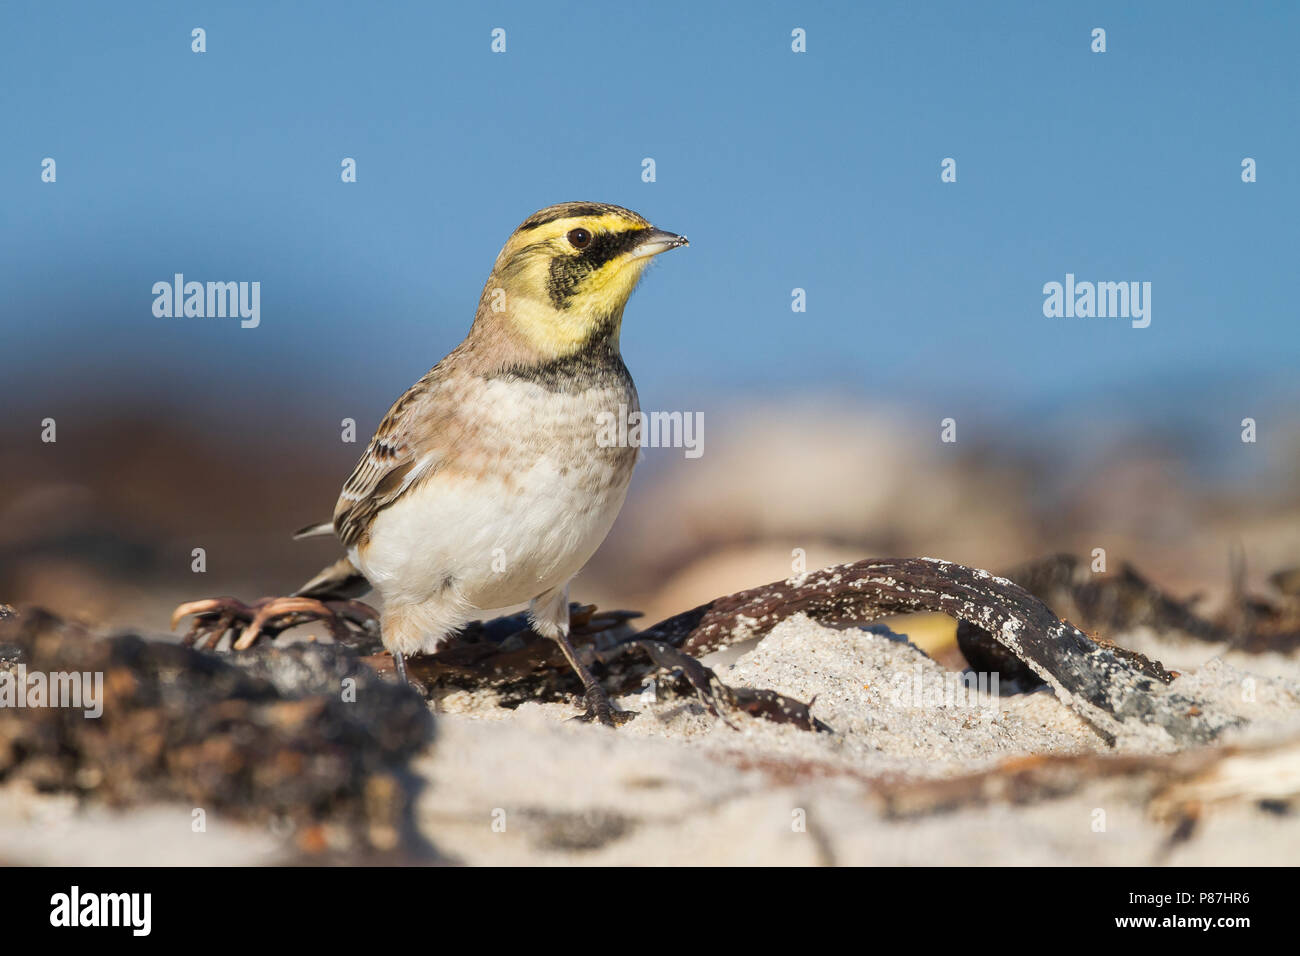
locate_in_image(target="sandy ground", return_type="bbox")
[2,614,1298,865]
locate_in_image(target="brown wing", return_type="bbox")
[333,370,444,548]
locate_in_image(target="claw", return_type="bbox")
[235,596,332,650]
[171,593,380,652]
[570,684,637,727]
[171,597,241,631]
[193,611,236,651]
[573,701,638,728]
[173,596,255,650]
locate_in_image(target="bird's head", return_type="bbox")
[474,201,688,358]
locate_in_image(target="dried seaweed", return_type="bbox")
[630,557,1235,746]
[630,638,832,733]
[874,737,1300,829]
[4,551,1288,856]
[343,556,1238,746]
[0,609,434,857]
[169,555,1257,745]
[957,553,1300,683]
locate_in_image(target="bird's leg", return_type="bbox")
[392,650,409,684]
[551,627,621,726]
[530,586,634,727]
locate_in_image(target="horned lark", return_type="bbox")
[297,202,687,724]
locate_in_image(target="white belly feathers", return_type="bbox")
[353,375,638,612]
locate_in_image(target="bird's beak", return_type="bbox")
[630,228,690,259]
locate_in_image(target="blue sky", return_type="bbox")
[2,1,1296,439]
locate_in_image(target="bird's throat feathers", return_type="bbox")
[472,208,657,360]
[486,284,631,357]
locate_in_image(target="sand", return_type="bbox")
[3,613,1298,865]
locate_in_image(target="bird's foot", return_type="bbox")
[572,684,637,727]
[392,650,409,684]
[548,622,636,727]
[171,595,380,651]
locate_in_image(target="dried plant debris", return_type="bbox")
[630,638,832,733]
[632,558,1238,748]
[1222,551,1300,653]
[873,736,1300,826]
[956,553,1300,687]
[0,609,434,857]
[719,732,1300,856]
[360,607,827,732]
[978,552,1300,654]
[11,551,1298,864]
[995,554,1224,643]
[171,556,1258,748]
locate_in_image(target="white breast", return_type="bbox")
[355,376,638,613]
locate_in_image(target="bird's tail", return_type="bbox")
[291,519,370,600]
[293,555,372,601]
[292,520,335,540]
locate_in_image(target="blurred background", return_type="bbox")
[2,1,1297,636]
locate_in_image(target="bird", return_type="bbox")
[293,202,688,725]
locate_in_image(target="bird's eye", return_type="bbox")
[567,228,592,249]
